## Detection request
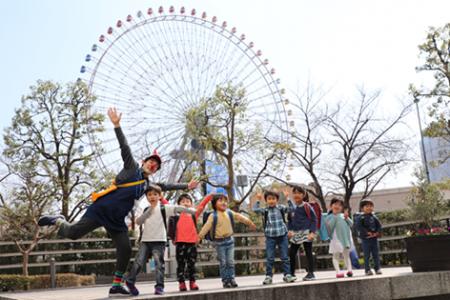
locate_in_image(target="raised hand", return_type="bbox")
[188,179,199,190]
[107,107,122,127]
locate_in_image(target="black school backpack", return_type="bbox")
[168,214,197,241]
[203,209,235,241]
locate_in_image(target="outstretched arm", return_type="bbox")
[108,108,138,170]
[195,194,213,219]
[136,207,153,226]
[157,179,199,192]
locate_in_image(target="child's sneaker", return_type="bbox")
[229,279,238,288]
[375,269,382,275]
[38,215,65,226]
[303,273,316,281]
[283,274,296,283]
[154,287,164,295]
[366,270,374,276]
[125,281,139,296]
[179,281,187,291]
[262,276,272,285]
[189,280,199,290]
[108,285,130,297]
[336,273,345,278]
[223,281,232,288]
[346,271,353,277]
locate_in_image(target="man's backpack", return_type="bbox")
[168,214,197,241]
[203,209,235,241]
[263,207,287,230]
[138,205,168,243]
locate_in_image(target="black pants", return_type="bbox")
[58,217,132,273]
[289,242,314,275]
[176,243,197,282]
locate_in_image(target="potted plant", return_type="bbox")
[405,171,450,272]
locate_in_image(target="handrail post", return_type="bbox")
[49,256,56,288]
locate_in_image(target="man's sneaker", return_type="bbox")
[154,287,164,295]
[336,272,345,278]
[223,281,232,288]
[375,269,382,275]
[346,271,353,277]
[366,270,374,276]
[178,281,187,291]
[290,274,297,281]
[189,280,199,291]
[283,274,296,283]
[125,281,139,296]
[108,285,130,297]
[38,215,65,227]
[303,273,316,281]
[229,279,238,288]
[262,276,272,285]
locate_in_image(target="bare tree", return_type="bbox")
[286,83,332,211]
[326,88,413,211]
[285,85,412,212]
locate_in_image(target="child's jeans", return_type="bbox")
[361,238,380,272]
[214,237,235,282]
[127,242,166,288]
[265,234,290,276]
[176,242,197,282]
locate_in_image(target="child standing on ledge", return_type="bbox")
[325,198,353,278]
[198,194,256,288]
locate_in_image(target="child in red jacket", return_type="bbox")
[173,193,212,291]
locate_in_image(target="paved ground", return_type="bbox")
[0,267,413,300]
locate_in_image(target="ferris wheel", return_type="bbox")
[79,5,291,187]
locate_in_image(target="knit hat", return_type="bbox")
[360,198,374,209]
[144,149,162,170]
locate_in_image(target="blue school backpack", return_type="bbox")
[202,209,235,241]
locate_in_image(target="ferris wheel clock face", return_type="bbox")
[80,6,290,183]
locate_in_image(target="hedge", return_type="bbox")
[0,273,95,291]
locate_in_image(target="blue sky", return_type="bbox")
[1,0,449,187]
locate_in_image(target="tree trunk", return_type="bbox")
[22,251,29,276]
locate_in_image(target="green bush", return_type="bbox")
[0,273,95,291]
[0,274,31,291]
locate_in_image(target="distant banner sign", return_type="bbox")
[205,160,234,196]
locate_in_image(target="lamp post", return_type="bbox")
[414,98,431,183]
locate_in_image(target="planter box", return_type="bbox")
[406,235,450,272]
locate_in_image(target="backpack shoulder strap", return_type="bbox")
[304,203,311,220]
[227,209,235,230]
[263,209,268,229]
[191,214,197,226]
[211,211,218,240]
[160,205,168,232]
[280,207,287,224]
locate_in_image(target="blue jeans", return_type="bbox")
[361,238,380,272]
[266,234,290,276]
[215,237,235,282]
[127,242,165,288]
